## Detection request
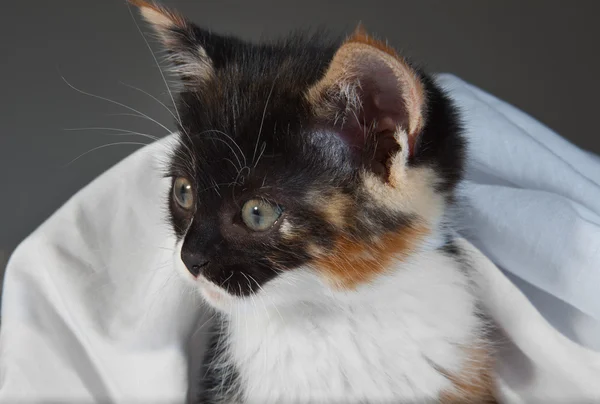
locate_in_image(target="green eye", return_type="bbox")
[241,199,283,231]
[173,177,194,210]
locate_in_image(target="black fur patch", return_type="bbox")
[163,25,465,296]
[196,318,242,404]
[439,237,462,258]
[411,70,466,196]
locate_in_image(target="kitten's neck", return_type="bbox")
[217,246,486,403]
[228,240,471,326]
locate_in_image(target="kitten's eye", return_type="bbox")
[241,199,283,232]
[173,177,194,210]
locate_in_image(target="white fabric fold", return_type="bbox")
[1,74,599,403]
[439,75,600,323]
[0,137,208,403]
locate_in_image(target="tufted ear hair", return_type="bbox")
[129,0,215,88]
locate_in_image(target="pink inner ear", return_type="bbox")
[308,36,425,182]
[356,59,409,132]
[336,54,412,180]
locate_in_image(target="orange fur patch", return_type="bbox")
[346,23,400,59]
[313,224,427,289]
[280,191,350,244]
[312,191,351,229]
[439,345,497,404]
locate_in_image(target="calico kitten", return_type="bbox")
[131,1,497,403]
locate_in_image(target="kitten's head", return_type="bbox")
[133,1,464,311]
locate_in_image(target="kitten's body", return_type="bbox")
[198,244,492,404]
[130,1,497,403]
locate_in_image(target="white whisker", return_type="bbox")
[203,135,243,170]
[199,129,247,168]
[65,141,149,167]
[252,78,277,165]
[64,127,159,142]
[126,4,182,126]
[119,81,182,126]
[191,313,218,339]
[60,75,172,135]
[253,141,267,168]
[127,4,199,170]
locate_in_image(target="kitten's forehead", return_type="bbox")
[173,43,348,197]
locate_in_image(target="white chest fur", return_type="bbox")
[222,249,483,404]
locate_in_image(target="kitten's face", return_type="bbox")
[133,1,464,311]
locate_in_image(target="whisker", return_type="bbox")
[64,141,149,167]
[252,78,277,165]
[105,114,195,169]
[126,4,182,126]
[219,272,235,288]
[253,141,267,168]
[119,81,182,126]
[60,75,172,135]
[64,127,159,142]
[191,313,218,339]
[210,178,222,198]
[203,135,243,170]
[223,158,240,172]
[199,129,246,168]
[107,112,150,119]
[107,112,177,130]
[127,4,199,171]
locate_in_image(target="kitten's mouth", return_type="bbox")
[174,241,233,308]
[196,274,232,307]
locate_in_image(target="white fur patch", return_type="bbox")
[360,127,445,230]
[279,218,294,238]
[198,238,483,403]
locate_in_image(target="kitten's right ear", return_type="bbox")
[129,0,214,87]
[307,26,426,184]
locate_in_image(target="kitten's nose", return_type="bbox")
[181,250,210,277]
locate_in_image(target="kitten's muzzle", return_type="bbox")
[181,250,210,277]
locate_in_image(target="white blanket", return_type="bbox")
[1,74,599,403]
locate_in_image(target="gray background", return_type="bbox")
[1,0,600,267]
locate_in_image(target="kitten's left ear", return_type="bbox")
[308,26,426,183]
[129,0,214,86]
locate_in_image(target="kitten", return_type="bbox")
[131,1,497,403]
